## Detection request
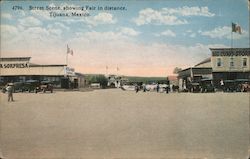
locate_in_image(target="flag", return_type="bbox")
[106,66,108,70]
[232,23,242,34]
[232,23,236,32]
[117,67,119,71]
[67,44,73,56]
[236,25,242,34]
[67,44,70,54]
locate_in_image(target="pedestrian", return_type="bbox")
[137,86,140,92]
[172,85,175,92]
[220,79,224,91]
[135,85,139,93]
[6,83,14,102]
[165,85,169,94]
[156,83,160,93]
[142,83,146,92]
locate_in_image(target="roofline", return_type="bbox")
[0,57,31,61]
[29,64,67,67]
[209,48,250,51]
[194,57,211,67]
[178,67,212,73]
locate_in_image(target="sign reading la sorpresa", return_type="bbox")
[0,63,29,68]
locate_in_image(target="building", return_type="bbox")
[107,75,128,88]
[177,48,250,90]
[0,57,85,88]
[177,57,212,90]
[210,48,250,87]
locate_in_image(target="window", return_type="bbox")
[230,57,234,67]
[217,58,222,67]
[243,58,247,67]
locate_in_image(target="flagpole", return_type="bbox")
[117,66,119,76]
[66,44,69,66]
[231,31,233,48]
[66,51,68,66]
[106,66,108,77]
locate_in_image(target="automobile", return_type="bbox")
[1,84,7,93]
[200,79,215,93]
[13,82,25,93]
[145,83,157,91]
[2,82,26,93]
[90,83,101,89]
[188,82,201,93]
[241,82,250,92]
[22,80,40,93]
[159,84,169,92]
[234,79,250,92]
[1,83,16,93]
[1,87,6,93]
[1,81,7,93]
[223,80,236,92]
[0,81,6,90]
[37,81,53,93]
[121,84,136,91]
[121,82,143,91]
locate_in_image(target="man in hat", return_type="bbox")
[6,83,14,102]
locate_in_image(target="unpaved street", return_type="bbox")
[0,89,249,158]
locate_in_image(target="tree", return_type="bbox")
[173,67,182,74]
[85,74,108,88]
[96,75,108,88]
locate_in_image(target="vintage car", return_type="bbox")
[121,84,136,91]
[234,79,250,92]
[37,81,53,93]
[200,79,215,93]
[241,82,250,92]
[13,82,25,93]
[121,82,142,91]
[223,80,236,92]
[0,81,6,92]
[187,82,201,93]
[22,80,40,93]
[2,82,20,93]
[1,83,8,93]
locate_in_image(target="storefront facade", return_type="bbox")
[178,48,250,90]
[0,57,84,88]
[210,48,250,87]
[178,58,212,90]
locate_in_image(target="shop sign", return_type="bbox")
[0,63,29,68]
[212,48,250,56]
[64,66,75,76]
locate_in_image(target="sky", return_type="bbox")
[1,0,249,77]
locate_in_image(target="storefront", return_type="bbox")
[0,57,85,88]
[178,48,250,90]
[210,48,250,87]
[178,58,212,91]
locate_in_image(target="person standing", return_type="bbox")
[6,83,14,102]
[220,79,224,92]
[165,85,169,94]
[142,83,146,92]
[135,84,140,93]
[156,83,160,93]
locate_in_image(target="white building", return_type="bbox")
[0,57,85,88]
